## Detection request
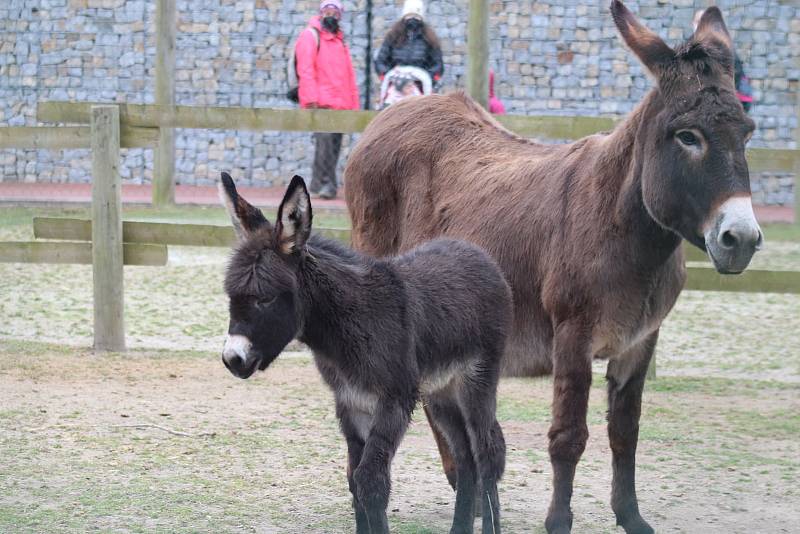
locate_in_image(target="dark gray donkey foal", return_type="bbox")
[219,173,512,534]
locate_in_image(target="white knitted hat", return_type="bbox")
[402,0,425,19]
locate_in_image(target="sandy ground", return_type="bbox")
[0,343,798,533]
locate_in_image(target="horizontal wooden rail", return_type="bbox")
[35,102,799,173]
[0,241,167,266]
[32,217,799,293]
[498,113,618,139]
[38,100,620,138]
[38,102,377,135]
[35,217,233,247]
[33,217,350,247]
[683,244,708,263]
[685,266,800,293]
[0,126,159,149]
[0,126,91,149]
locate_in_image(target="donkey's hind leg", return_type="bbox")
[458,367,505,534]
[426,392,480,534]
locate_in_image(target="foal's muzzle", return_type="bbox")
[704,196,763,274]
[222,334,258,379]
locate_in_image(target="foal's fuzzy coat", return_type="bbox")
[219,173,512,534]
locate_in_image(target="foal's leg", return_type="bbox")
[423,404,459,489]
[545,319,592,534]
[458,371,505,534]
[606,332,657,534]
[339,408,370,534]
[426,392,480,534]
[352,400,411,534]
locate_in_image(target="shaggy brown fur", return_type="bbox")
[345,3,760,533]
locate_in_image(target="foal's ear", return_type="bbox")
[219,172,270,241]
[611,0,674,78]
[275,175,313,254]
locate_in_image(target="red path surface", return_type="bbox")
[0,182,794,223]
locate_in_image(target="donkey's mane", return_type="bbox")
[226,231,374,298]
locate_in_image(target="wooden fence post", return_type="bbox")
[466,0,489,109]
[91,105,126,351]
[794,86,799,223]
[154,0,176,207]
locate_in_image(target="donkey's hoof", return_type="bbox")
[545,511,572,534]
[619,515,654,534]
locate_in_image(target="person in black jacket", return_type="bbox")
[375,0,443,87]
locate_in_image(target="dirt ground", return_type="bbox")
[1,209,799,532]
[1,341,798,533]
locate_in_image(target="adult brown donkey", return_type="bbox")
[345,2,762,533]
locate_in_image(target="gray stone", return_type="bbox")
[0,0,796,206]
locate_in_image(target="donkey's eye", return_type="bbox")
[676,131,698,146]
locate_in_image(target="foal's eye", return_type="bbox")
[255,297,277,311]
[675,130,699,146]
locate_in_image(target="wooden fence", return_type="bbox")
[1,102,799,354]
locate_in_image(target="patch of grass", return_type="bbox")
[646,375,798,395]
[0,338,213,361]
[761,223,800,243]
[394,523,438,534]
[723,408,800,440]
[497,397,551,422]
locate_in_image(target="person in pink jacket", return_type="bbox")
[488,70,506,115]
[296,0,360,199]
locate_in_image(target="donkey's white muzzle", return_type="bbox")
[704,196,763,274]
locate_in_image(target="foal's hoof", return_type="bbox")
[619,514,654,534]
[545,511,572,534]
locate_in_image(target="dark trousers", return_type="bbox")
[311,132,343,193]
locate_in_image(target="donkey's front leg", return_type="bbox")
[606,332,657,534]
[339,409,370,534]
[353,400,411,534]
[545,319,592,534]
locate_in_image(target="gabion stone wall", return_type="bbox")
[1,0,797,205]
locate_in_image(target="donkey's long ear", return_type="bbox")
[690,7,734,75]
[693,7,733,51]
[611,0,674,78]
[219,172,270,241]
[275,175,313,254]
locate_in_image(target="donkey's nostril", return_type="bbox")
[222,352,236,366]
[720,230,738,249]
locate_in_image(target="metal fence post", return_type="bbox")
[91,105,126,351]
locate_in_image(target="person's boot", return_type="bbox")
[316,184,337,200]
